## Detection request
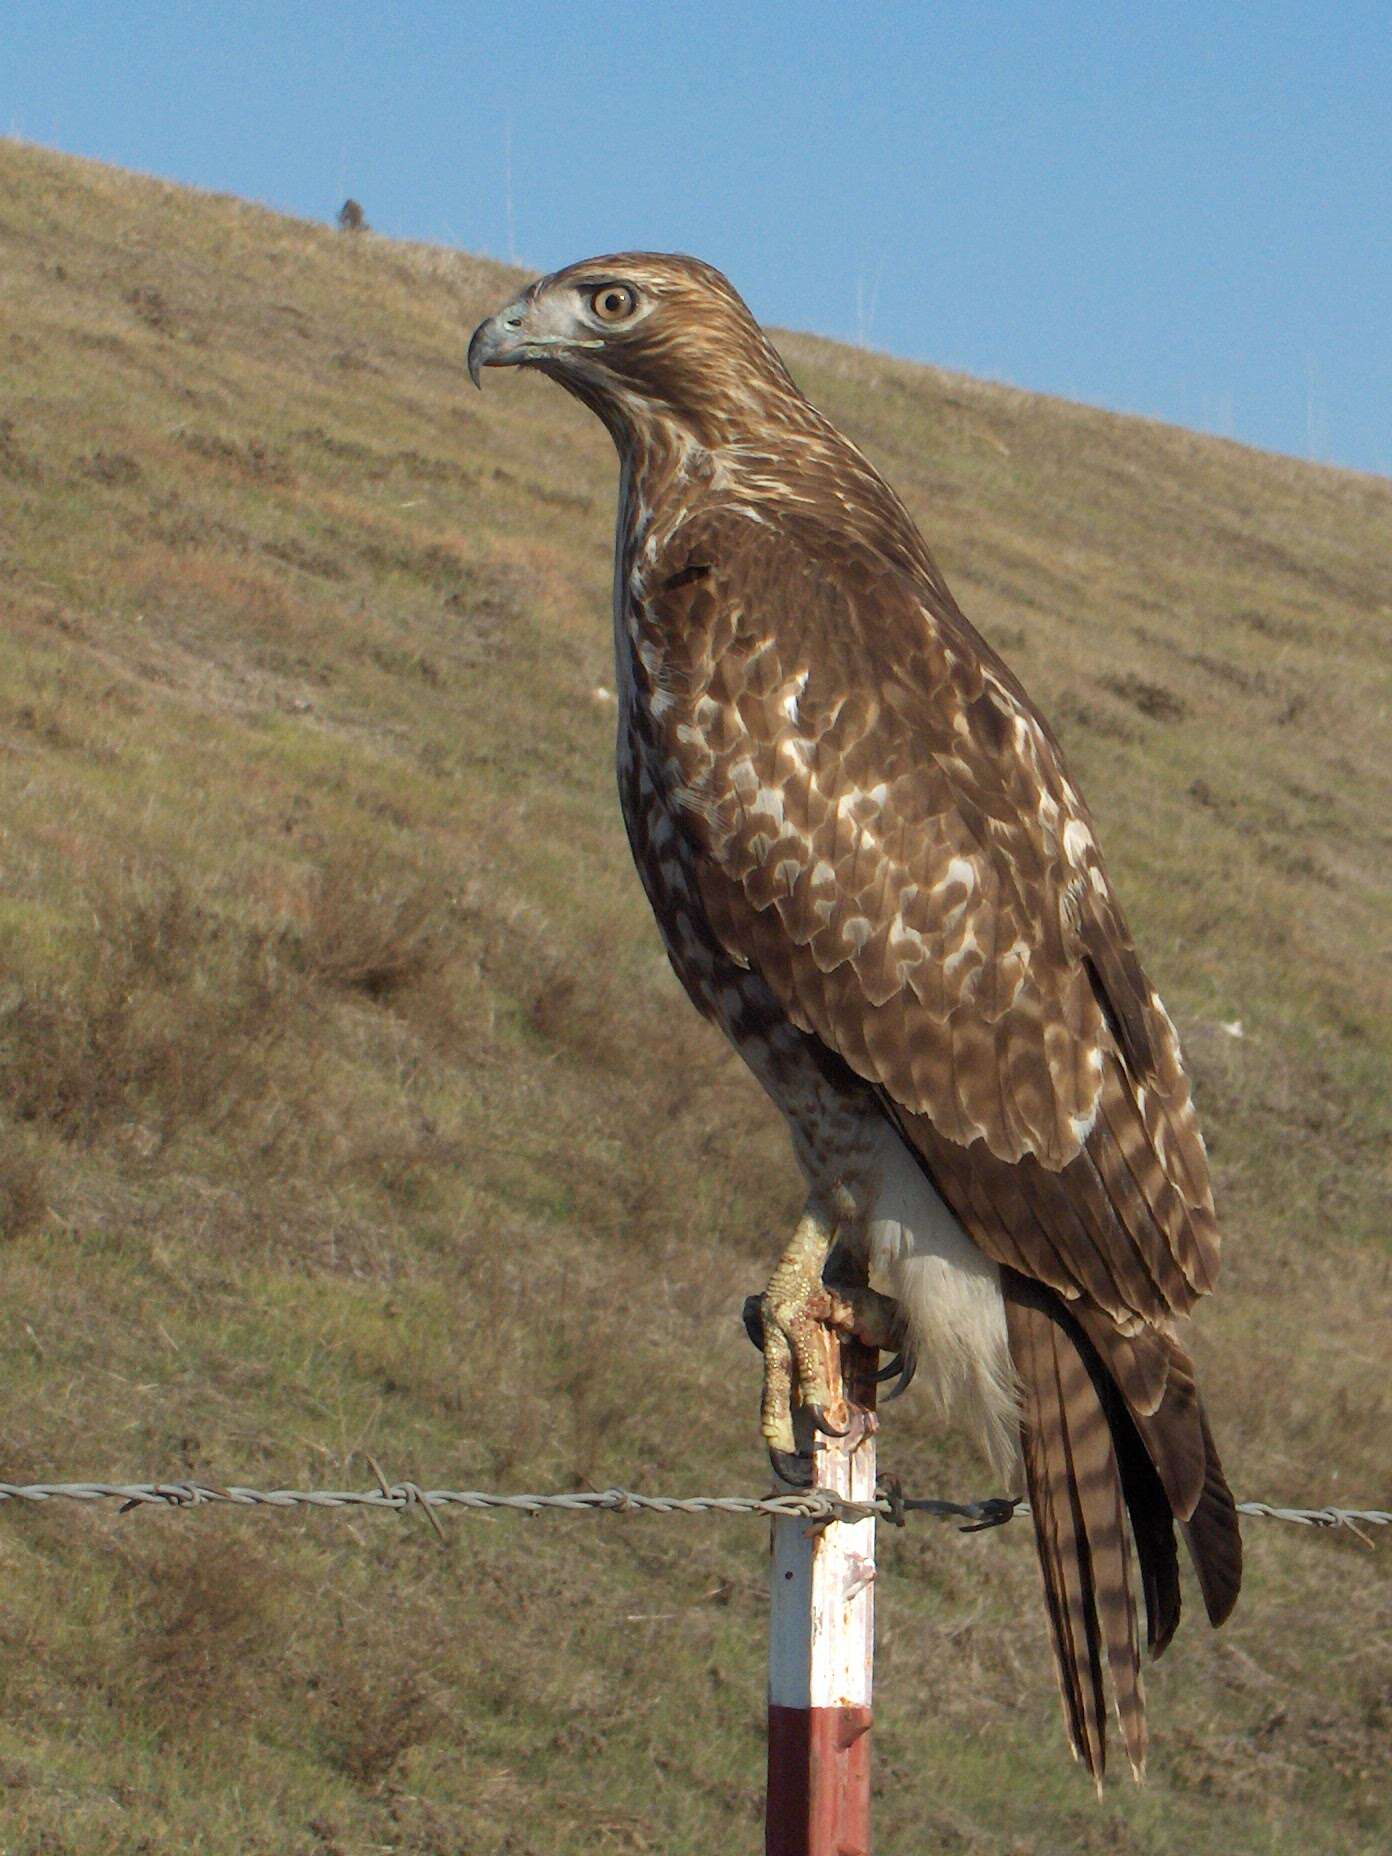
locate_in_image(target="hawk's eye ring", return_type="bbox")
[591,284,637,323]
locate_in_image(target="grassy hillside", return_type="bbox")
[0,139,1388,1855]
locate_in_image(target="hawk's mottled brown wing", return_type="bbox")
[636,508,1218,1336]
[636,505,1239,1778]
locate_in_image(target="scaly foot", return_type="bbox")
[746,1210,908,1485]
[818,1281,916,1400]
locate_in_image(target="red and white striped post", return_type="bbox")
[766,1316,878,1856]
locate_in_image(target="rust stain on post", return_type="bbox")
[766,1290,879,1856]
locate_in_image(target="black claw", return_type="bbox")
[881,1353,918,1402]
[741,1294,765,1352]
[875,1352,906,1382]
[768,1446,815,1488]
[806,1401,849,1438]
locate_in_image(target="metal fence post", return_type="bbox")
[765,1315,878,1856]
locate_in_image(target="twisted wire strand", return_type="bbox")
[0,1480,1385,1535]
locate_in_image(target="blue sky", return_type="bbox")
[4,2,1388,475]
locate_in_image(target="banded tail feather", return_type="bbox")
[1003,1269,1241,1783]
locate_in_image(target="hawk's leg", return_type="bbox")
[749,1202,907,1486]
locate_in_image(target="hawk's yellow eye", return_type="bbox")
[591,284,637,323]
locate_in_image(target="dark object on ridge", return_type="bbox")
[338,199,367,233]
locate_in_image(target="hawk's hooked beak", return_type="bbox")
[468,286,606,388]
[467,301,529,389]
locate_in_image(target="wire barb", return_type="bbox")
[0,1479,1385,1534]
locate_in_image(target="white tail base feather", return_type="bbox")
[863,1124,1019,1479]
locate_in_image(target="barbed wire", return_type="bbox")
[0,1477,1386,1538]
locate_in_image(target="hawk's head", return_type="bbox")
[468,253,800,448]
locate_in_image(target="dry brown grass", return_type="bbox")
[0,137,1388,1855]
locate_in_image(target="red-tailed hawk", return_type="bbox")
[469,255,1241,1781]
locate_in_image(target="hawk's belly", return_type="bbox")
[618,723,872,1169]
[618,723,1016,1470]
